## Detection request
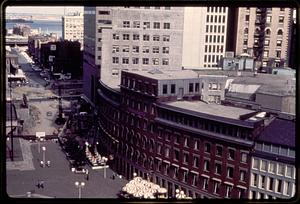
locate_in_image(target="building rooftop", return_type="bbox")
[123,69,199,80]
[165,100,255,120]
[258,118,295,148]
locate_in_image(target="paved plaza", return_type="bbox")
[6,138,128,198]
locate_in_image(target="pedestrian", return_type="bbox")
[86,170,89,181]
[112,173,115,180]
[40,180,44,189]
[37,180,40,189]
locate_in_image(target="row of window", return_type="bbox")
[252,158,295,178]
[205,45,224,53]
[112,33,170,42]
[204,54,222,63]
[251,174,293,196]
[254,142,295,158]
[112,45,169,54]
[206,15,226,23]
[206,25,226,33]
[112,57,169,65]
[123,21,171,29]
[157,110,251,140]
[245,14,285,24]
[244,28,284,36]
[207,7,226,13]
[205,35,225,43]
[123,6,171,10]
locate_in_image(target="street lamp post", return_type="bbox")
[38,138,44,153]
[42,146,46,167]
[75,181,85,199]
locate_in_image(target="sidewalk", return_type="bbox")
[6,139,128,198]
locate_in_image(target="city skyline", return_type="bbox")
[5,6,83,15]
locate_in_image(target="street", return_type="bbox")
[6,46,128,198]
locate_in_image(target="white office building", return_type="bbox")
[182,7,228,69]
[62,12,84,49]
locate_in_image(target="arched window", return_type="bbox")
[244,28,248,34]
[255,27,260,34]
[277,29,283,35]
[265,28,271,36]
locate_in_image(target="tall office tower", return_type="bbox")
[182,7,228,69]
[62,12,84,49]
[235,7,293,68]
[83,6,184,103]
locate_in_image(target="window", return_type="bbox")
[261,175,266,189]
[265,39,270,46]
[263,50,269,58]
[243,39,248,45]
[142,46,149,53]
[163,84,168,94]
[189,83,194,92]
[142,58,149,65]
[171,84,175,94]
[279,16,284,23]
[241,152,247,163]
[215,163,221,175]
[204,160,210,171]
[122,46,129,53]
[228,149,235,160]
[225,185,232,198]
[143,35,150,41]
[278,164,284,175]
[213,181,220,194]
[183,152,189,164]
[113,34,119,40]
[162,47,169,54]
[132,46,139,53]
[164,23,170,29]
[152,47,159,53]
[163,35,170,42]
[204,143,211,153]
[227,166,234,178]
[261,160,267,171]
[277,29,283,35]
[165,147,170,158]
[133,34,139,40]
[153,35,160,41]
[132,58,139,64]
[157,144,162,155]
[123,34,129,40]
[277,180,282,193]
[252,173,258,186]
[99,10,110,15]
[122,58,129,64]
[266,16,272,23]
[133,21,140,28]
[269,162,275,173]
[112,57,119,64]
[162,58,169,65]
[240,170,246,181]
[174,149,179,161]
[265,28,271,36]
[143,22,150,29]
[194,140,200,150]
[276,40,282,47]
[153,22,160,29]
[253,158,259,169]
[216,146,222,156]
[112,45,119,53]
[203,177,209,190]
[286,166,293,177]
[269,177,274,190]
[193,156,199,167]
[276,50,281,58]
[152,58,159,65]
[184,137,189,147]
[123,21,130,28]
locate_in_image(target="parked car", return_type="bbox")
[71,167,86,174]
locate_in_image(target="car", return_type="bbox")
[46,111,52,116]
[71,167,86,174]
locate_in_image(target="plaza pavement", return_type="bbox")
[6,139,128,198]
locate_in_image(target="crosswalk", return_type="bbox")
[6,139,35,171]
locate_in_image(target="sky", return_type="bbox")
[5,6,83,15]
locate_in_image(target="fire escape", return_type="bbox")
[253,7,267,66]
